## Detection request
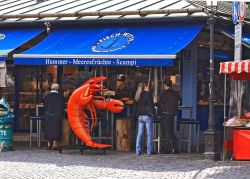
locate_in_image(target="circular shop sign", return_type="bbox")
[91,32,134,52]
[0,34,5,40]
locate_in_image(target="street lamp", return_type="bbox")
[203,0,220,161]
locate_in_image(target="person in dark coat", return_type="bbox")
[44,83,65,150]
[114,78,130,100]
[135,82,156,155]
[156,79,180,154]
[114,78,130,118]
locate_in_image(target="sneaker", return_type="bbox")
[136,152,142,155]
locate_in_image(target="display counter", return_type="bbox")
[233,127,250,160]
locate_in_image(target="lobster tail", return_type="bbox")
[86,141,111,148]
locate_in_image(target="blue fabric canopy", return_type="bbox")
[0,28,43,61]
[14,23,203,66]
[222,28,250,46]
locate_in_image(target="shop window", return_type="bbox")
[15,65,58,131]
[197,32,233,51]
[197,32,235,105]
[197,49,232,105]
[62,64,181,108]
[62,66,93,103]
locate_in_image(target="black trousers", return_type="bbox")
[160,114,179,153]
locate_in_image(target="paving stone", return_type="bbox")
[0,149,250,178]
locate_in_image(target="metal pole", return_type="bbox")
[154,67,158,100]
[0,8,204,20]
[154,67,158,152]
[111,112,114,150]
[237,81,241,117]
[208,13,215,130]
[223,73,227,161]
[223,74,227,122]
[203,3,220,160]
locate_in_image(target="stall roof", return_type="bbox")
[14,22,203,66]
[0,0,249,24]
[220,60,250,80]
[0,27,43,60]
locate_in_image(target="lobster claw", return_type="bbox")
[106,99,124,113]
[91,96,107,110]
[90,84,107,93]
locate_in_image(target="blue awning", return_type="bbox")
[0,28,43,61]
[221,27,250,47]
[14,23,203,66]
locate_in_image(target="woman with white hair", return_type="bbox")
[44,83,65,150]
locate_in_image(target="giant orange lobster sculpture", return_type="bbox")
[67,76,124,148]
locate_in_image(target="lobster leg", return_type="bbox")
[82,104,112,148]
[79,110,90,133]
[71,108,111,148]
[86,104,98,130]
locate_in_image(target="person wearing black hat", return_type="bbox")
[115,78,127,100]
[114,75,131,101]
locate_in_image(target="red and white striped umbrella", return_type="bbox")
[220,60,250,80]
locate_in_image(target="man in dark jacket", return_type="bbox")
[157,79,179,154]
[44,83,65,150]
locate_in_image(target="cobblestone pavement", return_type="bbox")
[0,148,250,179]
